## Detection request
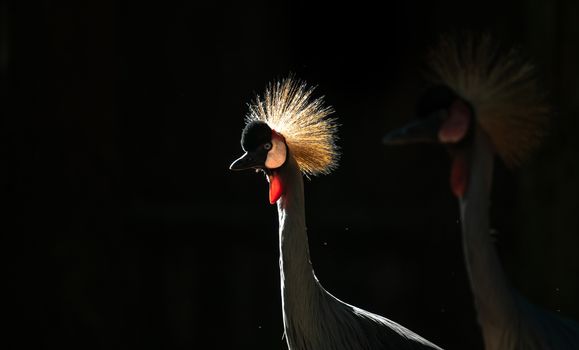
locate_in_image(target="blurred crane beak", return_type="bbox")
[229,151,265,171]
[382,111,445,145]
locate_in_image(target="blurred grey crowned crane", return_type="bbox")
[383,36,579,349]
[230,78,444,350]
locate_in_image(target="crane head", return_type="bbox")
[230,78,340,205]
[383,35,550,198]
[230,120,288,204]
[383,85,475,198]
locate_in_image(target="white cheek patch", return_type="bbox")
[439,100,471,143]
[265,137,287,169]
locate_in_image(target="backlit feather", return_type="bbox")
[246,78,339,176]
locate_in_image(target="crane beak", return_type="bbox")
[229,151,265,171]
[230,150,283,205]
[382,111,445,145]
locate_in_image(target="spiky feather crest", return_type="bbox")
[427,35,550,166]
[246,78,339,176]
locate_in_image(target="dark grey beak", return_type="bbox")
[382,110,446,145]
[229,152,264,171]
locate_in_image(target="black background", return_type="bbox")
[4,1,578,349]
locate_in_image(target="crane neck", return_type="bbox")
[276,152,319,292]
[458,129,518,346]
[459,129,494,246]
[275,152,327,347]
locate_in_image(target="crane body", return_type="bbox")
[231,79,443,350]
[460,130,579,349]
[383,35,579,349]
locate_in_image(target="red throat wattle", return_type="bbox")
[268,171,283,204]
[450,152,468,198]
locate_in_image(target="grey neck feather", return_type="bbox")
[276,154,326,348]
[458,129,520,348]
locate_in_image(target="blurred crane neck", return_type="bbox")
[458,129,519,347]
[459,129,494,241]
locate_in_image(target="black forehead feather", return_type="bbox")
[241,121,272,151]
[416,85,458,117]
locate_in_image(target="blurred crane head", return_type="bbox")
[230,77,339,204]
[383,35,549,197]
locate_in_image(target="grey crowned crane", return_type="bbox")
[230,78,444,350]
[383,36,579,349]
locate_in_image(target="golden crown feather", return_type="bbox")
[246,78,340,176]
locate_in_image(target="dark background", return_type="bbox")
[3,1,578,349]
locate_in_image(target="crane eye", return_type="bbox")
[263,142,272,151]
